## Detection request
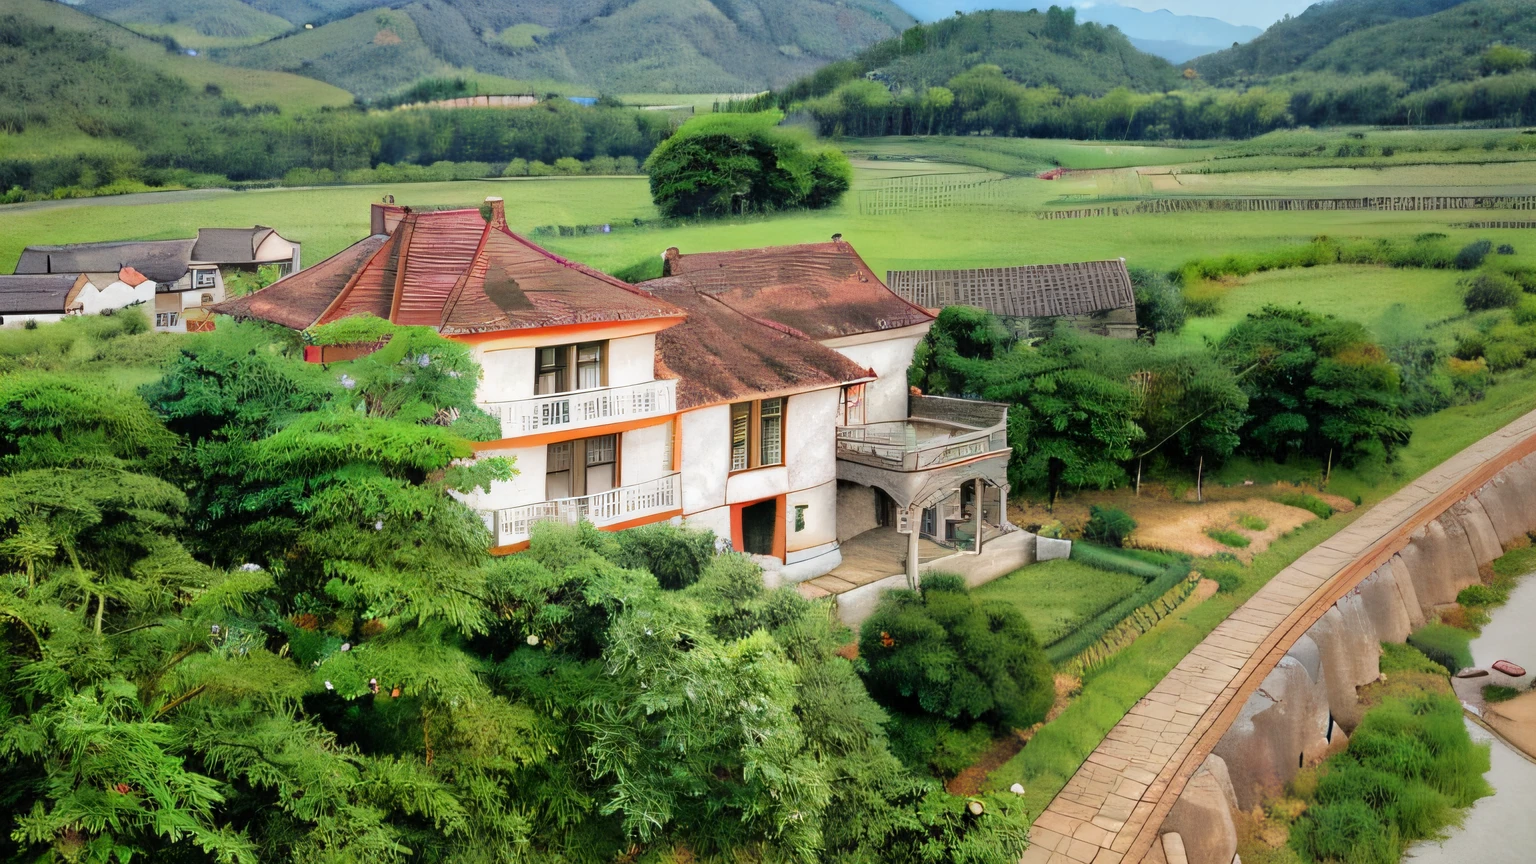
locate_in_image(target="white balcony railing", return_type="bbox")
[485,473,681,547]
[479,379,677,439]
[835,420,1008,472]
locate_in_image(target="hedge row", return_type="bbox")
[1045,554,1194,666]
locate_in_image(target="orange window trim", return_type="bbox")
[473,413,677,451]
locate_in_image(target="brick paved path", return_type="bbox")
[1023,408,1536,864]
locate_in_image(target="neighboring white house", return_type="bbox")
[215,199,1014,587]
[0,274,89,328]
[8,227,300,332]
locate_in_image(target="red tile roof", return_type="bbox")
[213,206,681,335]
[665,241,934,340]
[117,267,150,287]
[642,275,873,410]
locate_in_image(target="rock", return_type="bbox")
[1356,563,1412,645]
[1214,643,1330,810]
[1306,600,1381,731]
[1388,554,1427,630]
[1162,762,1237,864]
[1455,667,1491,679]
[1493,659,1526,678]
[1162,832,1189,864]
[1451,498,1503,565]
[1036,537,1071,561]
[1436,514,1484,594]
[1009,783,1025,795]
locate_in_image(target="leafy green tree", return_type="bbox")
[1129,268,1186,338]
[1218,306,1410,466]
[859,574,1053,730]
[645,111,851,217]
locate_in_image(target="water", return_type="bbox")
[1403,573,1536,862]
[1402,718,1536,863]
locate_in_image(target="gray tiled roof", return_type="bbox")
[15,239,196,284]
[887,260,1136,318]
[0,274,79,314]
[192,227,276,264]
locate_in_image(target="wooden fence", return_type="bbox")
[1456,221,1536,229]
[857,173,1010,215]
[1038,195,1536,220]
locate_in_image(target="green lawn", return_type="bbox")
[974,560,1143,645]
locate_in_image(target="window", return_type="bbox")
[155,312,179,328]
[661,420,675,473]
[839,384,866,426]
[576,343,604,390]
[536,347,568,395]
[759,398,783,466]
[200,293,214,305]
[545,442,573,500]
[729,398,786,473]
[193,270,216,289]
[535,341,607,395]
[730,403,750,472]
[585,435,617,494]
[547,435,619,500]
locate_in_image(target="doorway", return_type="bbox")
[741,498,778,556]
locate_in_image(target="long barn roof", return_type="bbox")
[886,260,1136,319]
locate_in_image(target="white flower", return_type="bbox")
[324,680,334,690]
[239,563,262,571]
[211,624,220,635]
[374,520,384,531]
[339,374,356,390]
[1009,783,1025,795]
[418,354,431,368]
[526,634,540,646]
[340,643,351,652]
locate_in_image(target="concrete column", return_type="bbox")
[907,505,921,590]
[974,478,984,554]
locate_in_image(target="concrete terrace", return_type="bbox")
[1024,406,1536,864]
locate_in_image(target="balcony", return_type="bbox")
[836,409,1008,473]
[479,379,677,439]
[485,472,681,547]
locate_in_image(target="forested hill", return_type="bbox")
[1192,0,1536,88]
[72,0,919,98]
[778,6,1180,105]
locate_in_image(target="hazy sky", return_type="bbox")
[1100,1,1317,28]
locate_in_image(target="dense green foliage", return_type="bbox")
[1067,543,1170,581]
[859,574,1054,730]
[1129,268,1187,338]
[1082,507,1135,548]
[0,316,1034,863]
[1288,675,1491,864]
[644,111,851,217]
[0,14,670,199]
[1217,306,1411,467]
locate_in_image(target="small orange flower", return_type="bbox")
[880,631,895,648]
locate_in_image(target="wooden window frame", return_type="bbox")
[536,340,609,396]
[728,398,788,475]
[546,434,622,499]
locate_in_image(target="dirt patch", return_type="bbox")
[1485,690,1536,761]
[946,674,1080,796]
[1009,481,1352,561]
[373,29,403,45]
[1131,498,1317,562]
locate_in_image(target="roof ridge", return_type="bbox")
[439,220,500,331]
[497,225,676,304]
[316,216,410,326]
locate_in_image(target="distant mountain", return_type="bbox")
[892,2,1261,64]
[1192,0,1475,84]
[68,0,919,99]
[782,7,1180,100]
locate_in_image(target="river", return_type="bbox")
[1404,574,1536,863]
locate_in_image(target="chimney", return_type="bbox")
[662,246,681,277]
[831,233,843,243]
[485,196,507,230]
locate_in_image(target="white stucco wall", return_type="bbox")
[620,422,673,487]
[607,333,656,388]
[75,279,155,316]
[0,313,66,328]
[786,389,838,491]
[458,444,546,513]
[827,331,926,423]
[682,505,733,542]
[681,405,731,515]
[786,479,836,553]
[475,347,535,403]
[254,233,300,268]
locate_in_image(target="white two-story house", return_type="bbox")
[219,199,1014,588]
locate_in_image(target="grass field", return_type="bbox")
[974,560,1143,645]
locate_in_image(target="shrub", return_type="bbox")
[527,160,554,176]
[1456,584,1504,607]
[1497,244,1516,256]
[1205,527,1250,548]
[1277,491,1334,519]
[1463,271,1521,311]
[885,713,996,778]
[1236,513,1268,531]
[1069,542,1167,580]
[502,158,529,176]
[1447,356,1491,402]
[1484,685,1520,703]
[553,157,585,175]
[1083,505,1136,547]
[1129,268,1186,336]
[1513,295,1536,324]
[1454,239,1493,270]
[1044,558,1193,664]
[859,573,1054,729]
[1406,623,1473,672]
[613,522,716,589]
[1201,560,1244,593]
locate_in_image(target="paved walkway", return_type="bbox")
[1025,408,1536,864]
